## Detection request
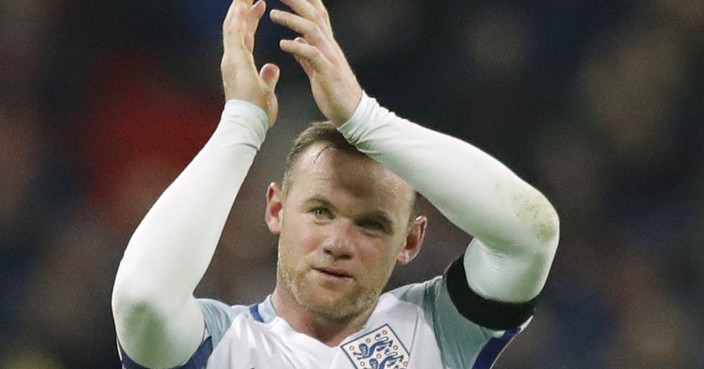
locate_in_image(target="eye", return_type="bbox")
[311,207,332,220]
[360,221,383,230]
[357,220,388,234]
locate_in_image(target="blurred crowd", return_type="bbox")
[1,0,702,368]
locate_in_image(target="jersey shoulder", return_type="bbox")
[197,298,250,347]
[385,273,530,369]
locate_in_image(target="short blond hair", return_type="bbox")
[282,121,420,217]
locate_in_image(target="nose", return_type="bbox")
[321,220,357,260]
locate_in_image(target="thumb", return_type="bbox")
[259,63,280,92]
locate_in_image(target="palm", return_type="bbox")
[221,0,280,126]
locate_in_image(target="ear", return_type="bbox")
[265,182,284,235]
[397,216,427,265]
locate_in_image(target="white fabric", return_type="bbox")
[338,94,559,302]
[112,93,558,369]
[191,278,526,369]
[112,100,269,368]
[205,287,452,369]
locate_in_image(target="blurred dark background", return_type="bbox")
[1,0,703,368]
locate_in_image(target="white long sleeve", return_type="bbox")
[111,100,268,368]
[339,94,559,303]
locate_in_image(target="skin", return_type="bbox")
[114,1,559,365]
[269,0,363,125]
[265,144,427,345]
[221,0,280,125]
[115,1,558,367]
[223,0,422,345]
[222,0,362,126]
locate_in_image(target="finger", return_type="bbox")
[253,0,267,21]
[259,63,281,92]
[224,0,246,28]
[236,4,248,33]
[293,54,313,76]
[279,0,318,23]
[223,5,252,61]
[292,37,314,76]
[270,9,328,47]
[247,0,267,36]
[280,38,330,73]
[280,0,332,36]
[243,0,266,52]
[302,0,327,15]
[223,1,236,31]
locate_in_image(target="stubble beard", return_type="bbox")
[278,258,381,322]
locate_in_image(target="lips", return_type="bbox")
[314,267,352,279]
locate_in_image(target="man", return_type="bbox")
[111,0,560,368]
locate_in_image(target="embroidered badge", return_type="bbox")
[342,324,409,369]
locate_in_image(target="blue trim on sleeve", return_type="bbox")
[120,347,149,369]
[249,304,264,323]
[472,327,520,369]
[120,337,213,369]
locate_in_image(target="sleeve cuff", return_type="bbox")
[337,92,379,145]
[444,256,538,330]
[220,99,269,147]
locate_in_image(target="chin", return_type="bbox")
[280,267,381,321]
[308,299,364,321]
[303,288,379,321]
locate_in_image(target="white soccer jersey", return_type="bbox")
[115,93,556,369]
[120,258,534,369]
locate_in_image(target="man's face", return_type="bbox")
[266,144,425,321]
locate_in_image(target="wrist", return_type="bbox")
[331,87,363,126]
[220,99,269,145]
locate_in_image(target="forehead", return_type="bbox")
[286,144,414,213]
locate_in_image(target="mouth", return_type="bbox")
[314,267,353,280]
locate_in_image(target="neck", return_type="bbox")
[271,287,375,346]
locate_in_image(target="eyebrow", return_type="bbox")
[303,197,337,211]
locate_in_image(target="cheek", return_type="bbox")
[354,247,400,294]
[359,240,402,272]
[280,215,322,254]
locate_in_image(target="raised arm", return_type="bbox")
[111,1,279,367]
[339,97,559,304]
[271,0,558,306]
